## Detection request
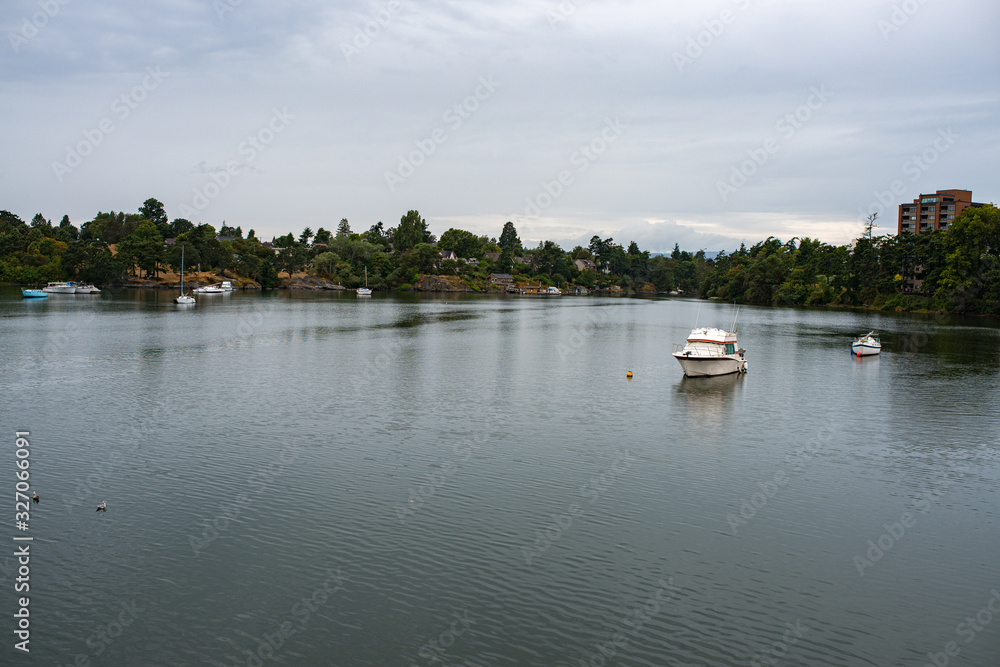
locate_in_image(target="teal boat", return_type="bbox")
[22,289,47,298]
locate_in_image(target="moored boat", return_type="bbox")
[175,246,195,305]
[193,284,224,293]
[74,284,101,294]
[546,286,561,295]
[43,281,77,293]
[22,289,47,298]
[673,326,747,377]
[851,332,881,357]
[357,267,371,296]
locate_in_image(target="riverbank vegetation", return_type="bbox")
[2,198,997,314]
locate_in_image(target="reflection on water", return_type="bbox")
[1,287,999,666]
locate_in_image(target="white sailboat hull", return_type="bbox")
[851,343,880,356]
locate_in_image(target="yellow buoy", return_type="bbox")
[626,371,633,379]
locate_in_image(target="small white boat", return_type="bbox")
[220,281,234,291]
[673,326,747,377]
[74,284,100,294]
[43,281,77,293]
[357,267,371,296]
[851,331,881,356]
[546,286,561,295]
[175,246,195,305]
[193,284,224,293]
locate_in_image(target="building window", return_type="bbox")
[921,197,939,204]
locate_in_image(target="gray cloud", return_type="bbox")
[2,0,997,248]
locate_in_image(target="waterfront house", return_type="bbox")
[573,258,596,272]
[488,273,514,286]
[440,250,459,261]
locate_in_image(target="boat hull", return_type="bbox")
[673,353,747,377]
[851,344,880,356]
[22,289,47,298]
[43,284,76,293]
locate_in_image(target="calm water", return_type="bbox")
[2,287,999,666]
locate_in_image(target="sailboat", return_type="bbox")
[357,267,371,296]
[174,245,195,304]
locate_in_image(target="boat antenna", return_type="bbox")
[730,303,741,333]
[694,302,701,329]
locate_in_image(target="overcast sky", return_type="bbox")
[2,0,998,252]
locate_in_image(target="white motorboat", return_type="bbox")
[673,326,747,377]
[546,286,561,295]
[851,331,881,356]
[193,284,224,293]
[175,246,195,305]
[43,282,77,293]
[220,281,233,291]
[75,284,101,294]
[357,267,372,296]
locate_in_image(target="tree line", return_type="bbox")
[2,198,997,314]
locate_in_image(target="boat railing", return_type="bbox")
[674,343,728,357]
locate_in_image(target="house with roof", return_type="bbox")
[574,258,597,272]
[487,273,513,287]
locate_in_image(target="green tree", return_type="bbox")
[118,222,165,278]
[401,242,439,273]
[169,218,194,237]
[337,218,352,237]
[314,227,332,245]
[393,210,432,254]
[499,221,521,254]
[438,228,484,258]
[299,227,314,245]
[139,198,168,228]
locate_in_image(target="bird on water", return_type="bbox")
[96,500,107,512]
[32,492,39,504]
